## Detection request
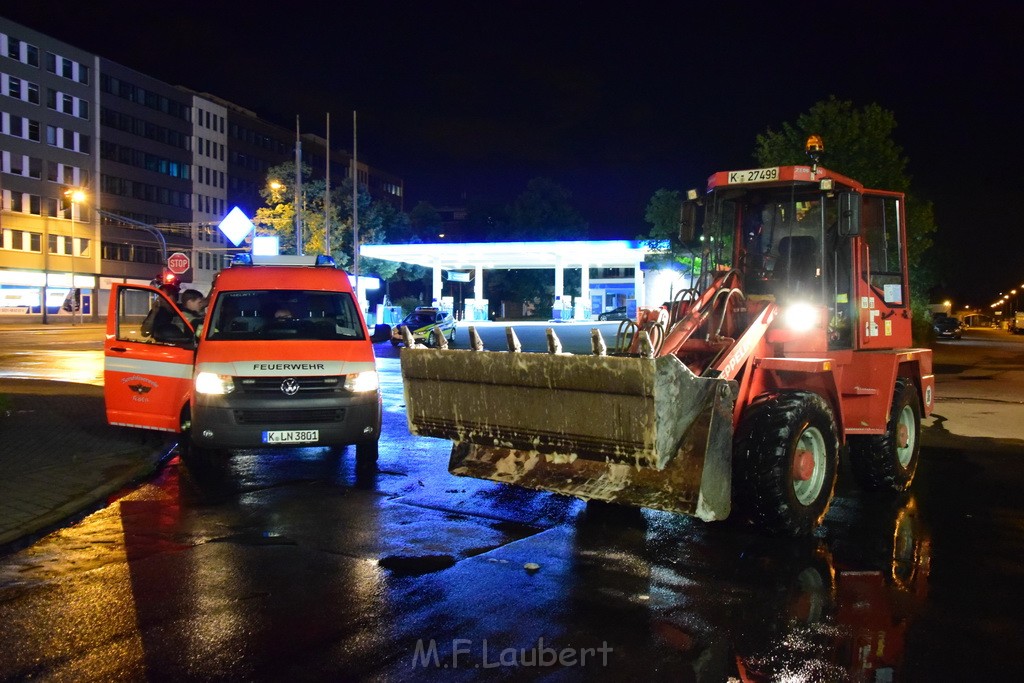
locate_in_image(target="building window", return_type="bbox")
[6,37,39,66]
[4,229,42,252]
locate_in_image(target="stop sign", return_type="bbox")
[167,252,190,275]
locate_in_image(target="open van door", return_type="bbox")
[104,283,195,432]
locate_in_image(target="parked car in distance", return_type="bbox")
[933,316,964,340]
[391,307,456,347]
[598,306,629,321]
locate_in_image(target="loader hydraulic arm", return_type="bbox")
[655,270,754,374]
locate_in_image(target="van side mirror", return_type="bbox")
[838,191,861,236]
[679,200,698,243]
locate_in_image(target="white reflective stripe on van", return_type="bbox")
[106,356,194,380]
[197,360,376,376]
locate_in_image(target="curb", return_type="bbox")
[0,441,176,552]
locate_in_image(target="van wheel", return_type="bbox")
[849,378,921,493]
[355,440,379,470]
[179,437,221,468]
[733,391,839,537]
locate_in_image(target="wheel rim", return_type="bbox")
[896,404,916,467]
[792,426,827,506]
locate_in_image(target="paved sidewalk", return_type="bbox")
[0,378,172,552]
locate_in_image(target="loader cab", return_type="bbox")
[703,169,912,351]
[707,189,834,302]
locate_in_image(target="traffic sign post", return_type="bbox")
[167,252,191,275]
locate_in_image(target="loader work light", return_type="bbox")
[783,302,821,332]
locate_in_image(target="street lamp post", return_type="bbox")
[64,188,85,325]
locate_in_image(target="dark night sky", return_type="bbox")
[5,1,1022,306]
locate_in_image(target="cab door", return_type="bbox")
[104,283,196,432]
[854,193,913,349]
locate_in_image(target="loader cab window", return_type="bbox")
[861,195,906,307]
[730,192,830,304]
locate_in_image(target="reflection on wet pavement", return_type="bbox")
[0,350,103,385]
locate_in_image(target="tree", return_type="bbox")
[477,178,588,310]
[495,177,588,240]
[409,201,443,239]
[754,98,911,192]
[254,163,425,284]
[253,162,325,255]
[644,188,682,239]
[753,97,937,314]
[640,188,703,284]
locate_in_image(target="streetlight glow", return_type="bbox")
[63,187,86,325]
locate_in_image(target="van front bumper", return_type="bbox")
[190,390,382,449]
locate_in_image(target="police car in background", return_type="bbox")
[391,306,457,347]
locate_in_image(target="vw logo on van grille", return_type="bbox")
[280,378,301,396]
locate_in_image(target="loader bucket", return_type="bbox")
[400,347,738,521]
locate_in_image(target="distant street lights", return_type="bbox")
[64,188,86,325]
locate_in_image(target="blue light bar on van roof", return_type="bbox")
[231,254,339,267]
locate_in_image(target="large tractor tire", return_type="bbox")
[848,378,921,493]
[733,391,839,537]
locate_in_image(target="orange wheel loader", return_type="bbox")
[400,138,933,536]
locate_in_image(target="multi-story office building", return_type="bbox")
[0,15,403,322]
[1,18,98,320]
[97,58,194,291]
[188,92,229,293]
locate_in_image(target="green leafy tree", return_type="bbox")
[644,188,682,239]
[484,178,588,310]
[641,188,703,284]
[254,164,425,284]
[253,162,324,255]
[495,177,588,241]
[409,201,443,239]
[753,97,937,313]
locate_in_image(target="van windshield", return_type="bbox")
[205,289,365,341]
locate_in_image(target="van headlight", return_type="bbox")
[783,303,820,333]
[195,372,235,394]
[344,371,379,393]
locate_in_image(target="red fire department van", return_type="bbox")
[103,254,384,467]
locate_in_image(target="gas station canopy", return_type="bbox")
[360,239,651,270]
[361,239,658,320]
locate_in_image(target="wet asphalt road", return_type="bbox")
[0,324,1022,680]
